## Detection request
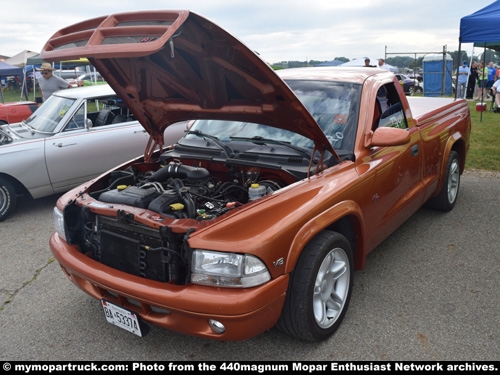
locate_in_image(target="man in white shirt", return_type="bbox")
[377,58,390,70]
[491,78,500,112]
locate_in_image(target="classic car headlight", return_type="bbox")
[53,207,67,241]
[191,250,271,288]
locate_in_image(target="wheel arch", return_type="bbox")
[451,137,467,174]
[0,172,31,198]
[432,135,466,198]
[285,200,367,274]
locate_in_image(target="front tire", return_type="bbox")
[277,230,353,342]
[426,150,460,211]
[0,177,17,221]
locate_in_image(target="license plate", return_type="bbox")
[101,300,143,337]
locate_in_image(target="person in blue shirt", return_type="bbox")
[457,61,469,99]
[486,61,497,97]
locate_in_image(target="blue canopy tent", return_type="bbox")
[458,0,500,111]
[460,0,500,51]
[0,61,27,103]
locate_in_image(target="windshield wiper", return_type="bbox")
[186,130,236,158]
[230,136,317,162]
[20,119,38,134]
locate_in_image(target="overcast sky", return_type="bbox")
[1,0,495,64]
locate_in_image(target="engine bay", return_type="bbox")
[91,156,302,221]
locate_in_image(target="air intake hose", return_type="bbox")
[148,162,210,182]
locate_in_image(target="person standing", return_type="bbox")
[377,58,390,70]
[486,61,497,97]
[477,61,489,100]
[466,61,478,99]
[36,62,71,102]
[457,61,469,99]
[364,58,374,67]
[491,78,500,112]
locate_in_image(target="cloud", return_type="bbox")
[0,0,493,64]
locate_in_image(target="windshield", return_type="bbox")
[287,80,361,151]
[188,120,313,148]
[24,94,76,133]
[186,80,361,152]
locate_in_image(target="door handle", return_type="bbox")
[52,142,77,148]
[411,144,419,157]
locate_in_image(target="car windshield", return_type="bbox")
[23,94,76,133]
[186,80,361,152]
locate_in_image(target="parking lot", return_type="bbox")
[0,171,499,361]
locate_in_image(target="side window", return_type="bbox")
[374,83,408,130]
[379,103,406,129]
[63,103,86,131]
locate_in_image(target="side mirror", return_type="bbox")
[367,126,410,148]
[85,118,93,129]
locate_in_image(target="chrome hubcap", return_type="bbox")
[0,188,7,212]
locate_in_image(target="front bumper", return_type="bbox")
[49,233,288,341]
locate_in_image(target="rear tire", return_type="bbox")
[0,177,17,221]
[426,150,460,211]
[277,230,353,342]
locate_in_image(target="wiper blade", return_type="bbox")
[186,130,236,158]
[21,119,38,134]
[230,136,316,162]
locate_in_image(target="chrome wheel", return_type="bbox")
[313,248,350,329]
[447,157,460,204]
[0,178,17,221]
[425,150,460,211]
[277,230,353,342]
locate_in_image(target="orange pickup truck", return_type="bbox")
[43,10,471,342]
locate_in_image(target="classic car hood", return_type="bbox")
[0,123,44,145]
[40,10,335,155]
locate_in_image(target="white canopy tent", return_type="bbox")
[4,50,39,67]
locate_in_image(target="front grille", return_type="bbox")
[93,215,189,284]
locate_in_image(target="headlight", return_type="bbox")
[52,207,66,241]
[191,250,271,288]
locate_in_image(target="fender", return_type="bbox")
[432,131,465,197]
[285,200,366,273]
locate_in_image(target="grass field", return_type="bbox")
[2,89,499,171]
[466,100,500,171]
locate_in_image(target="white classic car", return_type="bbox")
[0,84,187,221]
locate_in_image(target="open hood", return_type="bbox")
[40,10,335,154]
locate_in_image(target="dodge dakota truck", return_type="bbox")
[42,10,471,342]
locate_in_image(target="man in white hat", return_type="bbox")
[36,62,71,101]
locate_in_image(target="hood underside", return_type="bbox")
[40,10,335,154]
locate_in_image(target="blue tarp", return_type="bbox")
[460,0,500,50]
[0,61,23,77]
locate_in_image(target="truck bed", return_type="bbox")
[406,97,466,126]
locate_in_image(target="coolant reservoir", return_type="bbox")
[248,183,266,201]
